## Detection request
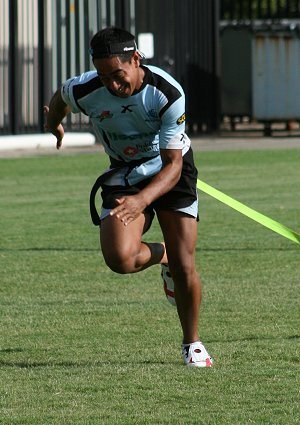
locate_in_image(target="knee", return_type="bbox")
[169,260,197,283]
[103,253,136,274]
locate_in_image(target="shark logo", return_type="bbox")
[99,111,113,122]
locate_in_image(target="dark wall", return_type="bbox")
[135,0,220,133]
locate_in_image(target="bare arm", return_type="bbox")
[110,149,183,225]
[44,89,71,149]
[138,148,182,205]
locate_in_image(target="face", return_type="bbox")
[93,52,143,98]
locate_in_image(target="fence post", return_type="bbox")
[115,0,131,30]
[8,0,17,134]
[38,1,45,133]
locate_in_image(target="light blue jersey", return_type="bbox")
[61,65,190,172]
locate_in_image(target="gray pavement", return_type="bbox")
[191,135,300,151]
[0,134,300,158]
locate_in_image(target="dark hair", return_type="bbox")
[90,27,136,62]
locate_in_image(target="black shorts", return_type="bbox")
[101,148,198,215]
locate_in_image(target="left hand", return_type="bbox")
[110,195,146,226]
[43,105,65,150]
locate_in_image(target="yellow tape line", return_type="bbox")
[197,179,300,245]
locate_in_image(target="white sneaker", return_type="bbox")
[161,264,176,306]
[182,341,213,367]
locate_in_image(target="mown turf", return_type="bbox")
[0,148,299,424]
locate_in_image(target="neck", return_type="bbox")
[136,66,145,90]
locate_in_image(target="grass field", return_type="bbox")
[0,147,299,424]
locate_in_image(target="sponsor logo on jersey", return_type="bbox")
[121,105,136,113]
[136,141,159,153]
[107,131,157,141]
[123,141,159,157]
[123,146,139,157]
[99,111,113,121]
[176,113,186,125]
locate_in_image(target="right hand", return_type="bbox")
[43,105,65,150]
[110,194,147,226]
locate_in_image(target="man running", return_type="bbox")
[44,26,213,367]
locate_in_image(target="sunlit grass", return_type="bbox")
[0,148,299,424]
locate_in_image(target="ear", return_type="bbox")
[132,51,140,67]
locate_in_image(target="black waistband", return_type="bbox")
[109,155,159,169]
[90,154,159,226]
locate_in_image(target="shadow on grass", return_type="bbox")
[0,247,98,252]
[209,334,300,344]
[0,359,170,368]
[1,246,297,254]
[0,348,24,353]
[1,335,299,368]
[196,246,299,252]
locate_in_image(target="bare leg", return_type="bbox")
[100,212,167,274]
[157,210,201,344]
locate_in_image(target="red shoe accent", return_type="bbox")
[206,358,213,367]
[163,281,175,298]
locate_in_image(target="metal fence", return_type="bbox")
[221,0,300,20]
[0,0,219,135]
[2,0,299,136]
[0,0,136,135]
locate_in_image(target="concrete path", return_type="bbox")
[191,136,300,151]
[0,133,299,158]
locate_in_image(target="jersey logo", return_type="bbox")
[145,109,160,122]
[147,109,158,118]
[176,113,186,125]
[123,146,139,157]
[121,105,136,113]
[99,111,113,121]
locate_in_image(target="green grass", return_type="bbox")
[0,148,299,424]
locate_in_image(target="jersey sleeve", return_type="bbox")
[60,76,82,113]
[159,95,189,150]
